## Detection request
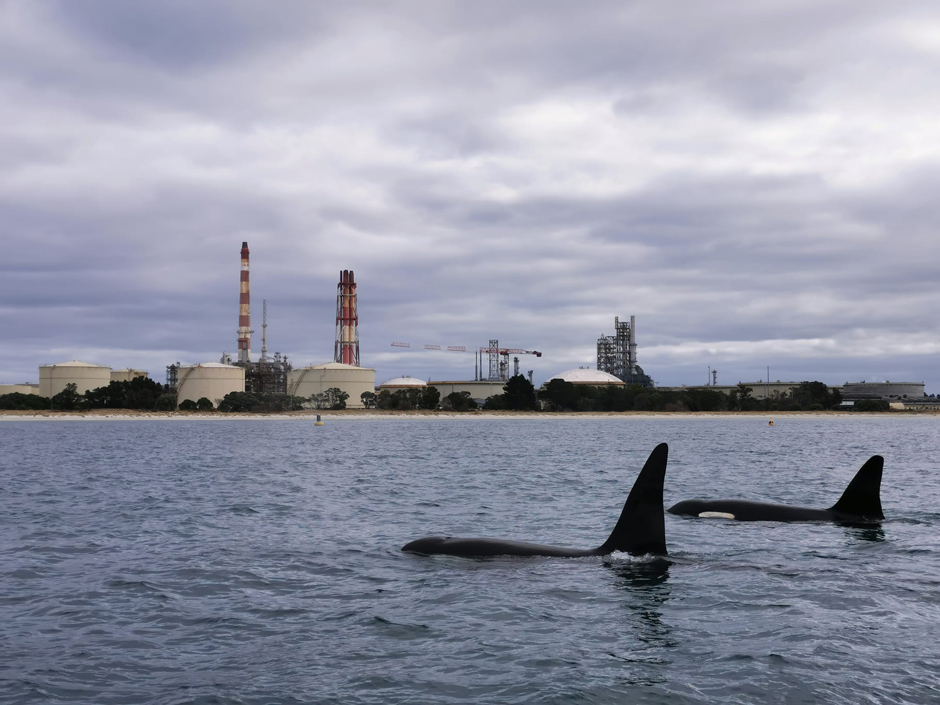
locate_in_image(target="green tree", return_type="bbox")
[0,393,51,410]
[153,393,177,411]
[376,390,395,410]
[196,397,214,411]
[218,391,260,412]
[854,399,890,412]
[501,375,538,411]
[361,391,377,409]
[51,383,83,411]
[538,379,581,411]
[420,386,441,410]
[442,391,478,411]
[482,395,505,410]
[178,399,199,411]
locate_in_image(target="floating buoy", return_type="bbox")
[769,418,774,426]
[315,414,324,426]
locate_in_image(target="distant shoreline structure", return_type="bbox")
[1,408,935,421]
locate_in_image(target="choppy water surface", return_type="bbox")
[2,416,939,704]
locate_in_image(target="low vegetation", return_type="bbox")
[0,377,900,414]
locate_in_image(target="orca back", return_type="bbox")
[829,454,884,520]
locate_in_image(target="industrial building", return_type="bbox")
[0,384,39,395]
[39,361,112,398]
[175,362,245,408]
[288,362,375,408]
[427,380,507,405]
[545,368,626,386]
[842,381,925,400]
[216,243,293,395]
[596,315,653,387]
[379,376,427,390]
[111,369,148,383]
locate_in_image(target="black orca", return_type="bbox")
[668,454,884,523]
[401,443,668,558]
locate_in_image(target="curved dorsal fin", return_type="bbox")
[597,443,668,556]
[829,455,884,519]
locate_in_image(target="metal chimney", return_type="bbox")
[237,242,252,363]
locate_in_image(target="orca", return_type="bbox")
[668,454,884,523]
[401,443,668,558]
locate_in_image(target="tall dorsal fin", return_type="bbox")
[829,455,884,519]
[597,443,668,556]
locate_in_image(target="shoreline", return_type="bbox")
[0,409,929,421]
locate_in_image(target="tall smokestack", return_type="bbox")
[334,269,360,366]
[237,241,252,363]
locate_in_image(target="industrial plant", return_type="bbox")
[1,240,931,410]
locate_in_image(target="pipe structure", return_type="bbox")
[237,241,252,363]
[334,270,360,366]
[628,315,638,375]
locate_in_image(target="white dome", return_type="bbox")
[546,368,625,385]
[380,376,427,388]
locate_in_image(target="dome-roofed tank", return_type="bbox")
[39,361,112,397]
[288,362,376,409]
[379,375,427,389]
[176,362,245,409]
[545,368,626,386]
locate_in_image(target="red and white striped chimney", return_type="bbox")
[334,270,359,366]
[237,241,252,363]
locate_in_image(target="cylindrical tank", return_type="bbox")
[0,384,40,395]
[288,362,376,408]
[176,363,245,408]
[39,361,112,397]
[110,369,149,383]
[379,375,428,390]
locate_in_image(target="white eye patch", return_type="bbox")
[698,511,736,519]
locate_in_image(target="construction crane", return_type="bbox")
[389,340,542,381]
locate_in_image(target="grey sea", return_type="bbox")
[1,416,938,704]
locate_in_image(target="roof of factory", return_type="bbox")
[182,362,241,369]
[546,368,625,385]
[380,376,427,388]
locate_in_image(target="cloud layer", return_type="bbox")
[2,1,938,390]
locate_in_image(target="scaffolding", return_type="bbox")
[596,315,654,388]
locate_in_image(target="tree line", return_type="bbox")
[0,376,890,413]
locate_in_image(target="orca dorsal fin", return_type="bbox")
[829,455,884,519]
[597,443,668,556]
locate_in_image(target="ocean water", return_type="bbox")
[1,416,938,704]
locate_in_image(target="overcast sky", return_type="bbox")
[2,1,938,391]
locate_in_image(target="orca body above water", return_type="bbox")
[402,443,669,558]
[668,455,884,523]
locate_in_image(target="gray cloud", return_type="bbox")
[1,1,939,390]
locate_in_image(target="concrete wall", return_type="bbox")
[39,363,112,398]
[289,364,376,409]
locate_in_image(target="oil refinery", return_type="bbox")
[2,240,928,409]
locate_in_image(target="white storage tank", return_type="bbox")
[379,375,427,390]
[39,361,112,398]
[288,362,376,409]
[544,368,626,387]
[111,369,148,383]
[176,363,245,408]
[0,383,40,395]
